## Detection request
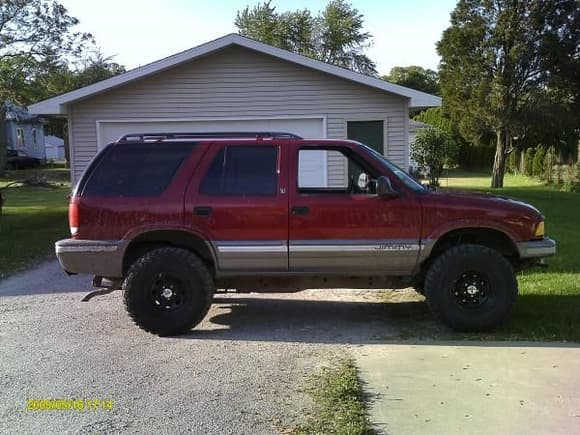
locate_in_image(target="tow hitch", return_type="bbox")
[81,276,122,302]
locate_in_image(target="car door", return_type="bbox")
[288,143,422,274]
[185,141,289,273]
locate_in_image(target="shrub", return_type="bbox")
[506,149,519,174]
[544,146,557,183]
[524,147,536,176]
[533,146,546,179]
[554,164,563,185]
[410,127,459,186]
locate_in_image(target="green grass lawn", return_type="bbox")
[441,170,580,342]
[0,167,71,278]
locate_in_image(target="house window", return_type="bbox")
[16,128,24,148]
[32,128,37,146]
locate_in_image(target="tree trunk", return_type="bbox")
[0,105,7,177]
[491,128,508,188]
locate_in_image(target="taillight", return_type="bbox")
[69,197,79,237]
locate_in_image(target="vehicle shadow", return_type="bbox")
[184,294,448,344]
[180,293,580,346]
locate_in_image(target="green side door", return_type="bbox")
[347,121,384,154]
[346,121,385,182]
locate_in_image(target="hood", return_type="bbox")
[420,188,544,242]
[432,189,542,217]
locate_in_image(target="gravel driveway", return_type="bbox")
[0,261,428,434]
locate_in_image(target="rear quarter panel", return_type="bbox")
[76,144,209,240]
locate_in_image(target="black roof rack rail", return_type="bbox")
[116,132,303,143]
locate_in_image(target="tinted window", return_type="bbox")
[82,143,194,197]
[200,146,277,196]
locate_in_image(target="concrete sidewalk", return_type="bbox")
[355,343,580,435]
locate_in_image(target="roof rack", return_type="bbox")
[116,132,302,143]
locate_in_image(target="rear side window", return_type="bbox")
[200,145,277,196]
[82,143,194,197]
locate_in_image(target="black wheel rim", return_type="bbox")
[452,271,492,309]
[150,273,186,312]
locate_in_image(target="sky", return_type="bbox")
[59,0,457,76]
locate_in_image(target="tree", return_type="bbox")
[0,0,92,173]
[437,0,580,188]
[544,145,557,183]
[383,66,440,95]
[506,148,520,174]
[30,50,126,165]
[533,146,547,179]
[410,127,459,186]
[524,147,535,177]
[235,0,376,75]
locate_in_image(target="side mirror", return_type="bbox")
[357,173,369,190]
[376,176,398,197]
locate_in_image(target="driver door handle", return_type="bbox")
[291,206,310,216]
[194,206,212,217]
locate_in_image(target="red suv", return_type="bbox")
[56,132,555,336]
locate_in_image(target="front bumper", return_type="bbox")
[55,239,129,278]
[516,237,556,259]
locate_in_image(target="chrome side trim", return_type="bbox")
[217,245,287,253]
[289,239,422,273]
[416,239,436,264]
[290,242,421,252]
[213,239,431,275]
[214,241,288,272]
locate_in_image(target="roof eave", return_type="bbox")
[27,33,442,114]
[409,95,442,108]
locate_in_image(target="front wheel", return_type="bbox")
[123,247,215,336]
[424,244,517,331]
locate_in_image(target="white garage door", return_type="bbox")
[97,117,327,187]
[97,118,325,148]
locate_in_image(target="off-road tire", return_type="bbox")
[424,244,517,331]
[123,247,214,336]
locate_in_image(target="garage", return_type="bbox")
[29,33,440,182]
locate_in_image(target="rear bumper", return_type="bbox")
[55,239,128,278]
[516,237,556,259]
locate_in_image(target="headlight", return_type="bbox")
[534,221,545,238]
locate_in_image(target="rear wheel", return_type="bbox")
[123,247,214,336]
[424,244,517,331]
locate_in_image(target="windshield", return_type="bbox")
[356,143,426,193]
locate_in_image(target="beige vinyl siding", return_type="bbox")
[327,151,348,188]
[69,46,409,181]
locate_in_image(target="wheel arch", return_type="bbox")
[122,230,217,276]
[428,227,519,260]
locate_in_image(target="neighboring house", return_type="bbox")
[28,34,441,183]
[45,135,66,161]
[2,103,46,160]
